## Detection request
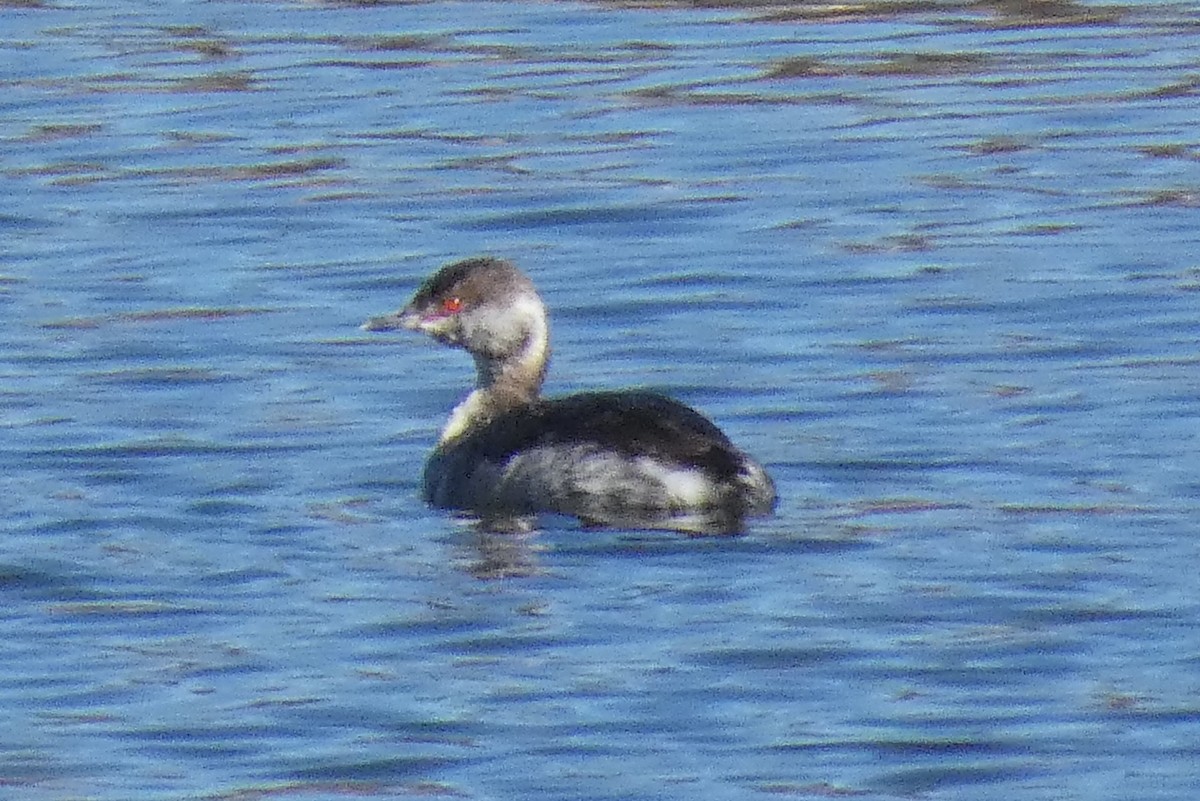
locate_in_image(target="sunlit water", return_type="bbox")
[2,0,1200,798]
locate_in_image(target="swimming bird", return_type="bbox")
[364,257,776,533]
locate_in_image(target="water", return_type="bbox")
[3,0,1200,798]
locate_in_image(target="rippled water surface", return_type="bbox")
[3,0,1200,798]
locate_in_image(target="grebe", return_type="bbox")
[364,257,776,533]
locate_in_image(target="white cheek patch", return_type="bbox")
[469,294,545,359]
[511,294,549,367]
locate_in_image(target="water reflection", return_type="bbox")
[452,523,547,580]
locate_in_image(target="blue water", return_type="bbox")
[3,0,1200,798]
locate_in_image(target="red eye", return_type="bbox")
[441,297,463,314]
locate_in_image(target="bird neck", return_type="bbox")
[438,314,550,446]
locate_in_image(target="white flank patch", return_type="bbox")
[639,459,712,507]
